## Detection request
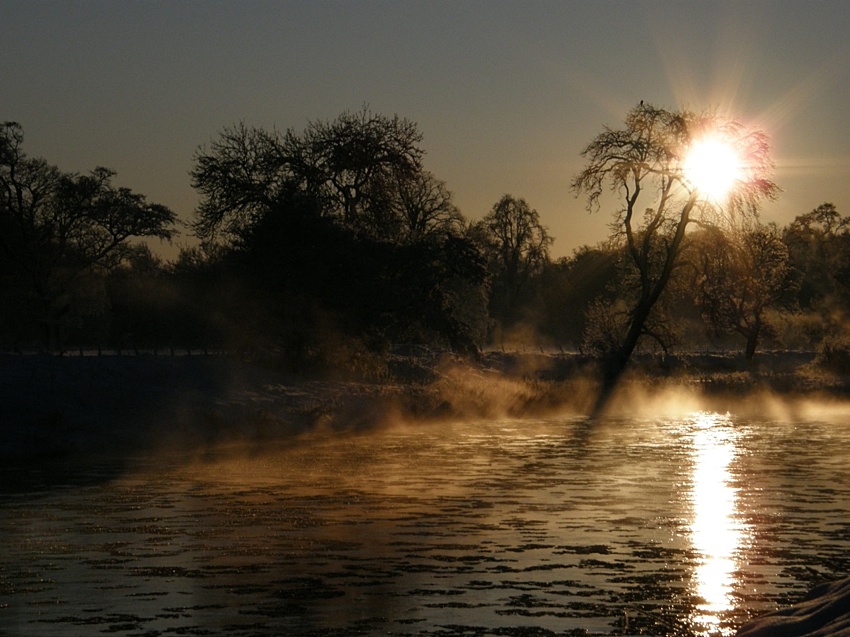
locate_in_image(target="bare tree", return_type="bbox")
[191,108,428,244]
[0,122,177,349]
[190,122,290,244]
[189,111,487,355]
[478,194,552,326]
[288,108,425,236]
[694,224,793,361]
[783,202,850,310]
[393,171,464,242]
[572,103,778,410]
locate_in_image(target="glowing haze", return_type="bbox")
[2,0,850,259]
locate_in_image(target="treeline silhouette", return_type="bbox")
[2,112,849,377]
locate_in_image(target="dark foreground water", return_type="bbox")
[2,410,850,636]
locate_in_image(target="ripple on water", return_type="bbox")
[1,415,849,636]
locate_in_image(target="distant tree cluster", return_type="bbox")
[474,194,552,331]
[190,110,463,245]
[0,122,176,350]
[2,106,849,385]
[188,109,490,367]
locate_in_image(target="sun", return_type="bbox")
[683,136,743,202]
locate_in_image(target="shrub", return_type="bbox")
[816,333,850,374]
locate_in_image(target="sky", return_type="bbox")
[3,0,850,259]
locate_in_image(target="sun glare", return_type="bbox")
[683,136,743,202]
[688,411,749,636]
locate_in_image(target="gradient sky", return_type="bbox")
[3,0,849,259]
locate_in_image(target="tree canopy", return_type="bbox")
[188,110,489,361]
[692,224,794,361]
[783,202,850,310]
[191,108,431,245]
[476,194,552,329]
[10,109,850,383]
[0,121,177,348]
[572,103,779,408]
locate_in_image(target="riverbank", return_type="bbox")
[2,349,849,461]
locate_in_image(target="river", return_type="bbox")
[2,410,849,636]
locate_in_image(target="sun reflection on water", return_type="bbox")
[688,411,748,636]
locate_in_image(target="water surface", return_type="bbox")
[2,412,849,636]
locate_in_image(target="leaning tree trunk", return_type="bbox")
[591,195,697,418]
[593,295,655,417]
[744,324,760,363]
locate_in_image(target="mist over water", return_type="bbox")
[2,402,850,636]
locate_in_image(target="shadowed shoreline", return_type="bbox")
[2,349,849,464]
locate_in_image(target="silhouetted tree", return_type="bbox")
[393,170,464,242]
[693,224,794,361]
[235,195,488,357]
[105,244,222,352]
[477,194,552,328]
[190,122,290,244]
[572,103,778,410]
[0,122,177,349]
[781,203,850,360]
[190,111,485,360]
[191,108,427,245]
[581,237,683,360]
[783,203,850,311]
[537,246,619,349]
[290,108,424,237]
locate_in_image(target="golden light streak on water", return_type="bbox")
[688,411,749,636]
